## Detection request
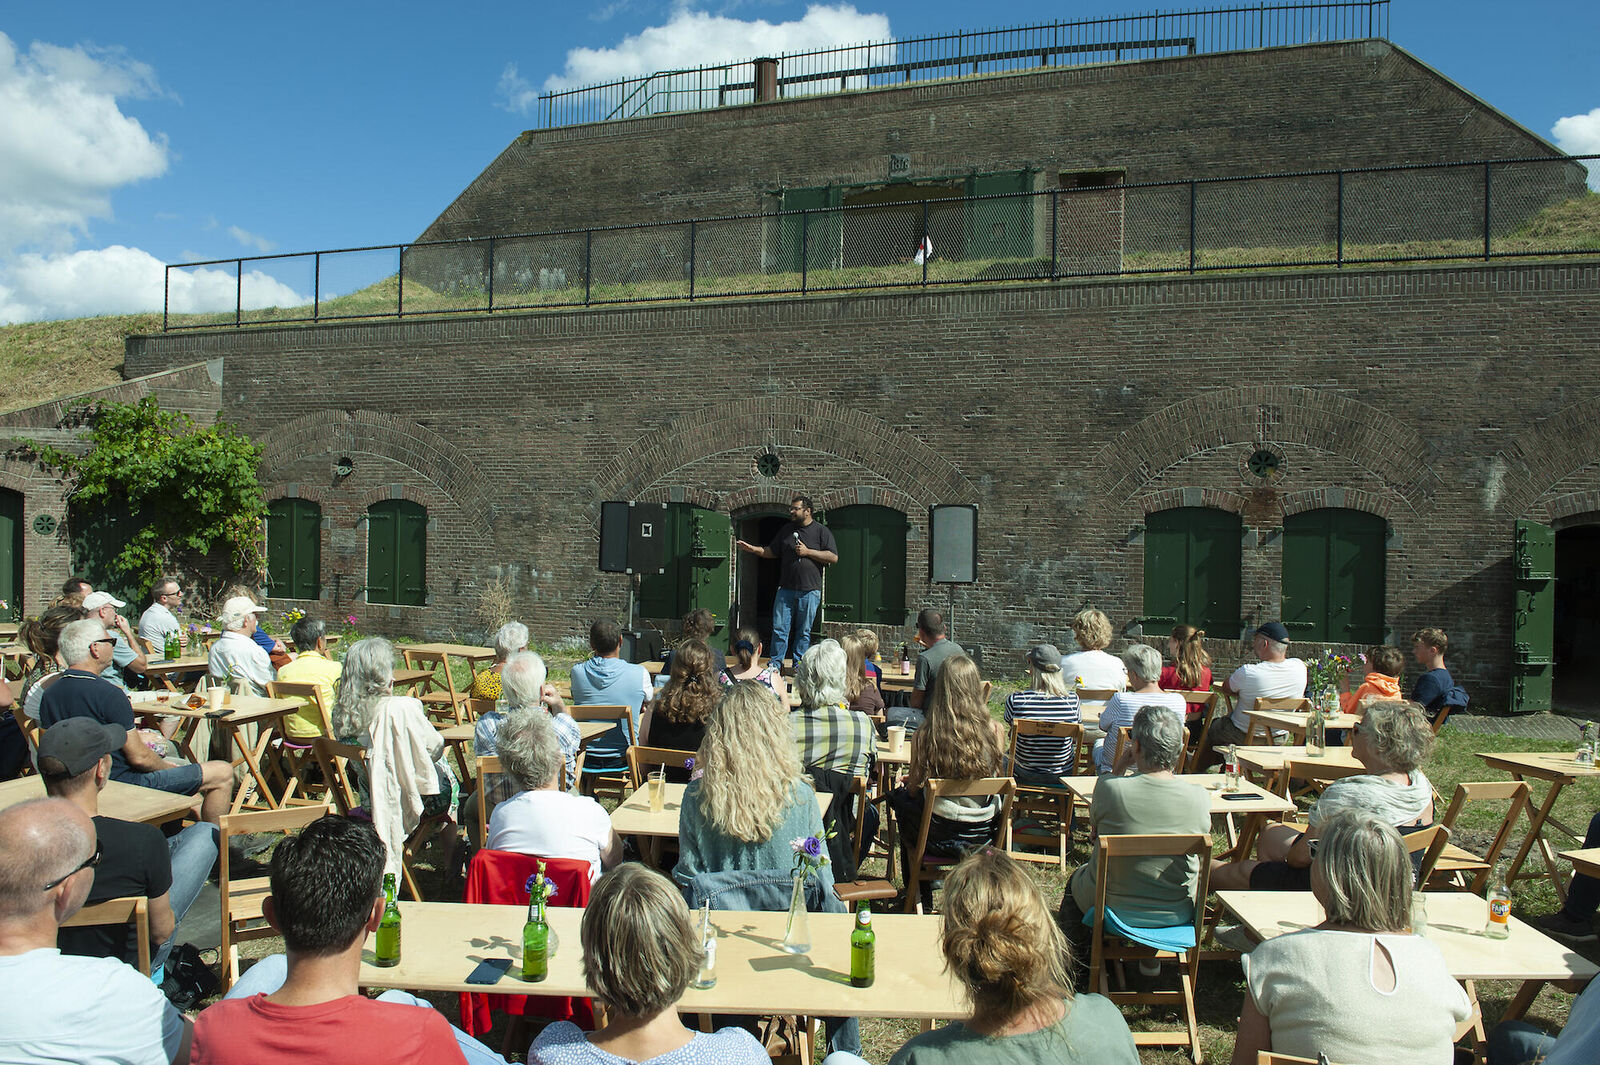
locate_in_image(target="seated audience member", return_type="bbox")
[193,815,503,1064]
[331,637,458,879]
[221,585,288,663]
[1203,621,1307,767]
[1057,707,1211,975]
[674,682,835,896]
[1061,608,1127,720]
[274,617,342,739]
[1002,644,1081,785]
[207,596,276,696]
[568,619,653,773]
[1094,643,1188,775]
[1340,643,1404,715]
[838,631,885,718]
[137,577,189,658]
[38,618,232,823]
[661,608,728,678]
[84,591,150,692]
[825,849,1139,1065]
[906,607,964,718]
[41,719,219,975]
[640,639,719,761]
[1488,973,1600,1065]
[62,575,93,600]
[528,864,767,1064]
[1411,627,1468,723]
[1210,699,1435,892]
[791,640,876,779]
[1159,624,1213,723]
[887,655,1005,907]
[1534,809,1600,943]
[0,796,192,1065]
[724,625,788,703]
[1232,811,1471,1065]
[470,621,528,701]
[470,652,577,827]
[854,627,884,688]
[486,706,619,882]
[17,605,89,722]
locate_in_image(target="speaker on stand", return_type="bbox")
[929,504,978,646]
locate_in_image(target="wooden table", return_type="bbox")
[407,643,495,663]
[1245,709,1360,742]
[392,668,435,692]
[611,781,829,839]
[131,694,301,813]
[1477,750,1600,904]
[1234,745,1365,795]
[142,656,210,692]
[1066,773,1295,860]
[357,901,965,1019]
[1560,847,1600,880]
[0,775,197,825]
[1217,889,1599,1030]
[879,670,916,692]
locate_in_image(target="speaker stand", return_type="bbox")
[946,583,958,643]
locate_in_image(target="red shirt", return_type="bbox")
[193,994,467,1064]
[1159,664,1214,717]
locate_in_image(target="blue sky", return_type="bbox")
[1,0,1595,323]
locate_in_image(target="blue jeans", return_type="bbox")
[770,587,820,663]
[228,954,508,1064]
[153,821,219,973]
[1487,1020,1556,1065]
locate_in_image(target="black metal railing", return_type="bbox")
[162,154,1598,332]
[537,2,1390,128]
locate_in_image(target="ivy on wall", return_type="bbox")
[31,397,267,586]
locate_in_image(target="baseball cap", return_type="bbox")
[82,591,127,611]
[1026,643,1063,671]
[217,595,269,627]
[37,718,128,776]
[1254,621,1291,643]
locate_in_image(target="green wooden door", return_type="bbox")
[1511,518,1555,713]
[0,490,21,620]
[687,508,732,652]
[1282,509,1387,644]
[1144,508,1242,635]
[266,498,322,601]
[823,505,908,627]
[367,500,426,606]
[779,186,842,274]
[965,170,1033,260]
[68,499,141,608]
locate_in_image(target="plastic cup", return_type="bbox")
[887,726,906,754]
[207,686,225,712]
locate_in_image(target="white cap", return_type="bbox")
[217,595,269,627]
[82,591,126,611]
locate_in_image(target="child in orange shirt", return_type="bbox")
[1340,644,1404,714]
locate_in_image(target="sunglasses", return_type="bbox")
[92,637,117,648]
[43,842,102,891]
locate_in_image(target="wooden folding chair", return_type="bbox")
[61,895,152,975]
[568,705,634,801]
[1406,823,1452,888]
[11,703,41,775]
[463,697,497,723]
[901,777,1014,913]
[218,803,332,989]
[1174,689,1221,772]
[1111,726,1134,770]
[1427,781,1531,892]
[832,773,898,906]
[401,648,468,726]
[1246,697,1311,744]
[265,680,333,804]
[626,744,697,789]
[1275,757,1368,799]
[1006,720,1084,871]
[313,738,448,902]
[1087,833,1211,1063]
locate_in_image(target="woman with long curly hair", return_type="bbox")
[640,639,720,766]
[888,654,1005,908]
[672,680,834,896]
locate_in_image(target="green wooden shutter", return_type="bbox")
[1144,508,1241,634]
[687,508,732,651]
[366,503,396,604]
[0,489,21,620]
[267,499,322,600]
[1282,511,1331,641]
[965,170,1032,260]
[825,505,908,627]
[395,502,427,606]
[1511,518,1555,713]
[68,499,140,608]
[779,186,841,274]
[1283,509,1386,643]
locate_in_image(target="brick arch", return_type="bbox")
[591,397,973,520]
[1094,386,1438,507]
[1137,488,1251,516]
[1497,398,1600,518]
[253,409,493,537]
[1280,487,1395,521]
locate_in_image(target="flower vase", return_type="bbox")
[780,873,811,954]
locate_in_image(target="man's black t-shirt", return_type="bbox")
[36,670,136,775]
[56,814,171,964]
[765,520,837,593]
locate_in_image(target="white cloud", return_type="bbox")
[0,245,308,324]
[497,63,540,115]
[0,31,170,254]
[533,3,892,97]
[1552,108,1600,190]
[227,225,277,253]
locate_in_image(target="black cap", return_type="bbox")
[37,718,127,776]
[1254,621,1291,644]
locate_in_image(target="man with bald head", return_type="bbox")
[0,797,191,1064]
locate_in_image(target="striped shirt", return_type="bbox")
[1003,690,1081,774]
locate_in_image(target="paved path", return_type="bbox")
[1442,711,1594,742]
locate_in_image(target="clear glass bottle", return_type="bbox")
[1306,695,1327,758]
[374,872,401,967]
[1484,864,1512,940]
[1576,722,1595,767]
[692,900,717,990]
[1224,744,1240,791]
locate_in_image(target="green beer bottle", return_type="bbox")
[850,900,875,988]
[523,895,549,982]
[374,872,401,967]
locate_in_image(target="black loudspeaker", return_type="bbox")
[929,504,978,583]
[599,501,668,575]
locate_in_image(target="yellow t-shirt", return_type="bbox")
[276,650,343,738]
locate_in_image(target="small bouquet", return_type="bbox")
[277,607,305,632]
[525,867,559,907]
[790,824,837,879]
[1307,648,1365,698]
[685,756,702,781]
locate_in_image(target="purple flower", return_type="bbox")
[802,835,823,859]
[683,756,695,772]
[524,874,538,893]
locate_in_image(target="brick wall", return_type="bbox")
[124,259,1600,709]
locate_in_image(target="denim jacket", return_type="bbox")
[682,868,845,914]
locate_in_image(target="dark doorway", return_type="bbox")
[1553,524,1600,711]
[734,513,787,642]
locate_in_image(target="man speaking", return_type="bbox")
[735,495,838,664]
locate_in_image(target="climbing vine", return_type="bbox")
[30,397,267,586]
